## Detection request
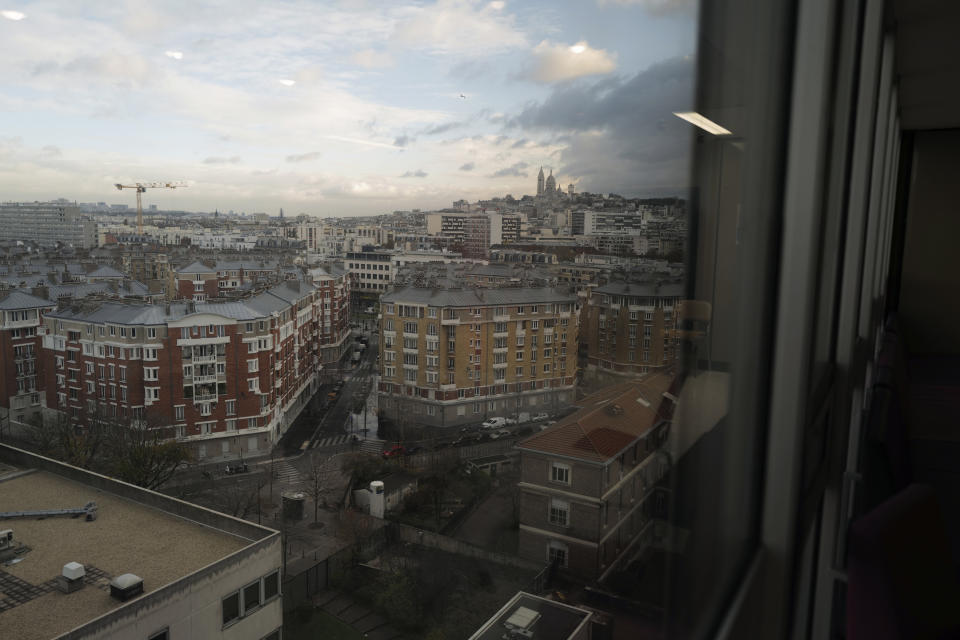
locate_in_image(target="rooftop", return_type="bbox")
[593,281,685,297]
[0,447,273,640]
[468,591,593,640]
[518,372,678,463]
[382,286,577,307]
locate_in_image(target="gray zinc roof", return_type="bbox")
[0,290,55,310]
[382,286,576,307]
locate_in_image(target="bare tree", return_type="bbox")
[302,451,338,525]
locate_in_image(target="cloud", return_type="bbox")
[393,134,414,147]
[524,40,616,84]
[509,56,695,195]
[164,50,183,60]
[459,162,475,171]
[278,78,296,86]
[422,121,466,135]
[41,145,62,157]
[203,156,241,165]
[510,138,530,149]
[392,0,527,55]
[488,1,506,9]
[2,10,25,20]
[597,0,696,15]
[285,151,322,163]
[350,49,394,69]
[490,161,528,178]
[400,169,428,178]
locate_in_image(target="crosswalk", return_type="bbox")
[359,438,386,454]
[313,434,353,449]
[311,434,386,455]
[271,459,301,484]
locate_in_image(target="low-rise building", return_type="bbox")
[0,443,282,640]
[516,374,676,580]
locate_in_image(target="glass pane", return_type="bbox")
[243,581,261,613]
[263,571,279,601]
[222,592,240,625]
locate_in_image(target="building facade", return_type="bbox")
[38,280,334,460]
[516,375,675,580]
[0,291,56,429]
[377,287,579,428]
[0,201,98,248]
[581,281,684,381]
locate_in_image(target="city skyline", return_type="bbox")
[0,0,696,215]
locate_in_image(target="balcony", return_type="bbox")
[441,316,460,326]
[193,393,217,403]
[193,353,217,364]
[193,374,217,384]
[493,314,510,322]
[493,330,508,338]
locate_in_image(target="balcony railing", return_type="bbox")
[193,393,217,403]
[193,353,217,364]
[193,374,217,384]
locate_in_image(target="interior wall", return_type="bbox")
[898,129,960,355]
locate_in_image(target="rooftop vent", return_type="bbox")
[109,573,144,601]
[606,404,624,416]
[56,562,86,594]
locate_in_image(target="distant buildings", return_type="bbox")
[516,374,675,580]
[378,286,579,427]
[0,201,97,249]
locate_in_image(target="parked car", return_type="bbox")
[532,412,549,422]
[504,417,517,425]
[489,429,512,440]
[481,417,507,430]
[382,445,406,458]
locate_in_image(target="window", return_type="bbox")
[548,541,568,568]
[549,498,569,527]
[147,629,169,640]
[247,359,259,372]
[226,399,236,415]
[175,405,184,421]
[263,570,280,602]
[147,327,156,339]
[222,592,241,626]
[550,462,570,485]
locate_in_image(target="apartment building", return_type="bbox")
[0,291,56,428]
[39,280,331,460]
[516,374,675,580]
[0,444,282,640]
[168,261,289,301]
[345,250,395,294]
[377,287,579,427]
[0,201,98,249]
[581,281,684,381]
[308,265,353,365]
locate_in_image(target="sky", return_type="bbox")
[0,0,698,216]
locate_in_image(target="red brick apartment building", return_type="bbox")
[581,281,684,382]
[516,373,676,580]
[0,276,350,461]
[0,291,56,428]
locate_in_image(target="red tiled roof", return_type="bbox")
[518,372,677,462]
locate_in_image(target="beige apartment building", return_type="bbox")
[377,287,579,427]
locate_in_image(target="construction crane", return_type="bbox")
[115,181,187,234]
